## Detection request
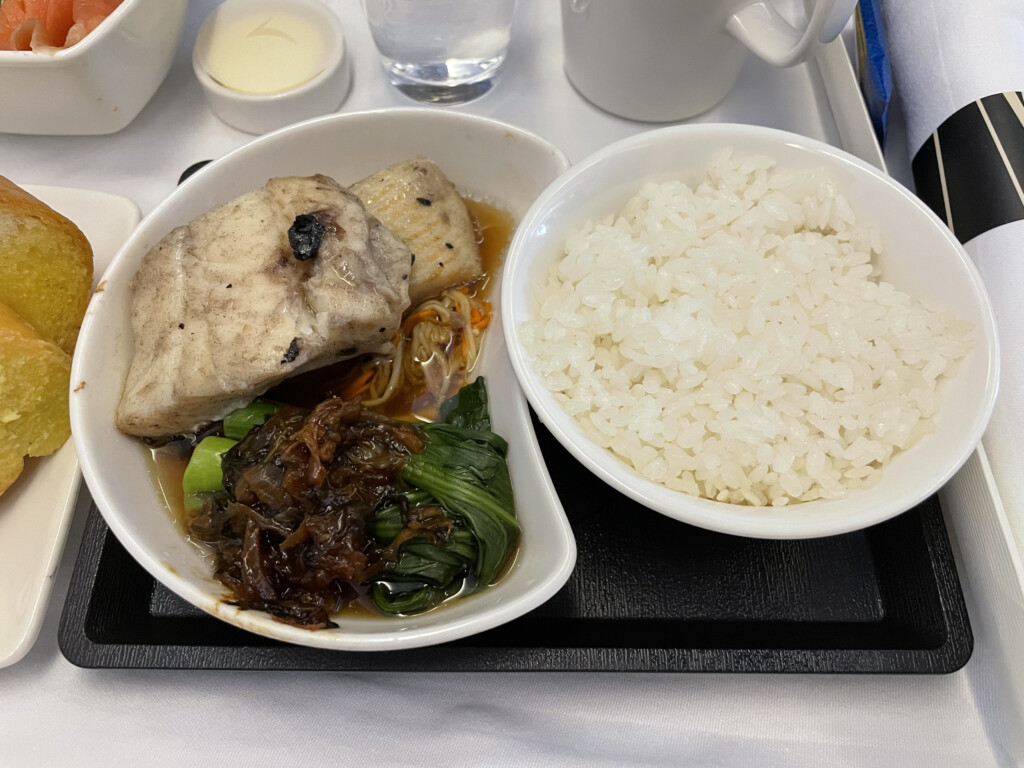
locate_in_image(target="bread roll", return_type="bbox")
[0,176,93,355]
[0,301,72,495]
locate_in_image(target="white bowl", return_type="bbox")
[192,0,352,135]
[0,0,187,136]
[502,123,1000,540]
[71,108,575,650]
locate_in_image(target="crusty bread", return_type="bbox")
[352,159,482,304]
[0,176,93,355]
[0,301,72,494]
[0,451,23,498]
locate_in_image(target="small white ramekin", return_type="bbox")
[192,0,352,135]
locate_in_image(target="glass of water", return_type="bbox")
[363,0,518,104]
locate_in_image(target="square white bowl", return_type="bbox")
[0,0,188,136]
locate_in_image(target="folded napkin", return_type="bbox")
[883,0,1024,557]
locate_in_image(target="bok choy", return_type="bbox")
[370,377,520,615]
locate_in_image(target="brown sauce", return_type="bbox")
[462,196,517,301]
[148,441,189,530]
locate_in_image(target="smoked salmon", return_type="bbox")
[0,0,122,51]
[64,0,122,47]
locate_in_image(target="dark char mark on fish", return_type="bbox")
[281,338,301,364]
[288,214,326,261]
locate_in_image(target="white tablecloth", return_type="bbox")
[0,2,1019,765]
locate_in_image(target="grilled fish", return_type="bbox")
[116,175,412,438]
[351,158,482,304]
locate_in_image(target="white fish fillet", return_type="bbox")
[351,158,482,304]
[116,175,412,437]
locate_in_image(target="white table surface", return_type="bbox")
[0,2,1020,765]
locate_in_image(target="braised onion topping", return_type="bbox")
[184,378,518,628]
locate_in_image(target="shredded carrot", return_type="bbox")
[340,368,375,400]
[460,332,470,360]
[470,301,492,329]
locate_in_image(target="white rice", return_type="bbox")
[521,149,974,506]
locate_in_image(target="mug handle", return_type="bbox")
[726,0,857,67]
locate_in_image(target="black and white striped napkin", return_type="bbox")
[883,0,1024,553]
[913,92,1024,244]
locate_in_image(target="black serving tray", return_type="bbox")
[58,419,973,673]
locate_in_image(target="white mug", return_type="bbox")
[562,0,857,122]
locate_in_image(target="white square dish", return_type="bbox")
[0,0,188,136]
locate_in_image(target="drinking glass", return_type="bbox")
[363,0,518,104]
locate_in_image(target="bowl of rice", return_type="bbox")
[502,123,999,539]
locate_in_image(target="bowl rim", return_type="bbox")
[501,121,1001,540]
[0,0,140,64]
[173,106,573,196]
[70,106,576,650]
[191,0,348,102]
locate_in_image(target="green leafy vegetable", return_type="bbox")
[369,377,520,615]
[401,426,517,585]
[369,490,435,543]
[182,436,238,513]
[371,583,449,615]
[222,399,281,440]
[438,376,492,431]
[383,529,477,587]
